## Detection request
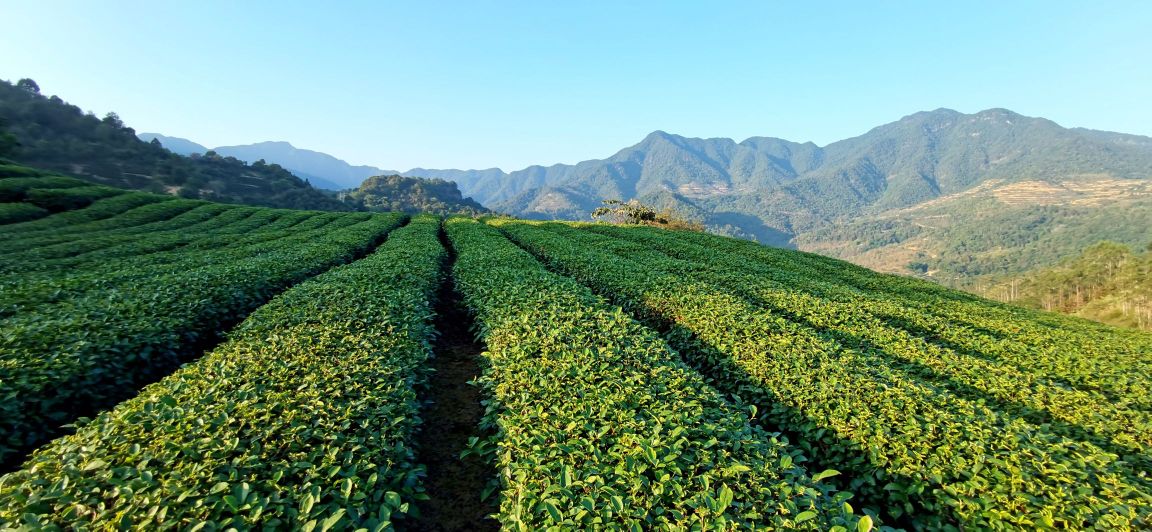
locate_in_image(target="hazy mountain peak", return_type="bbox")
[249,140,297,148]
[973,108,1026,121]
[644,130,673,140]
[137,133,208,156]
[139,136,398,190]
[407,166,506,174]
[899,108,962,122]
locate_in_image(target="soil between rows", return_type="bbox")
[406,230,498,531]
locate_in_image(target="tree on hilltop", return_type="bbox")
[15,78,39,94]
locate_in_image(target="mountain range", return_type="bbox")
[142,108,1152,284]
[413,108,1151,227]
[409,109,1152,283]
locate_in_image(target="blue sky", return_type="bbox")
[2,1,1150,170]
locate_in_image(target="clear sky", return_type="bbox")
[2,1,1150,171]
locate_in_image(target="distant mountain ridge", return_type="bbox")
[137,134,489,216]
[400,109,1152,284]
[212,141,398,191]
[138,134,397,191]
[413,108,1152,222]
[141,110,1152,219]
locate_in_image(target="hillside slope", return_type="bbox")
[798,176,1152,281]
[0,79,348,210]
[980,241,1152,330]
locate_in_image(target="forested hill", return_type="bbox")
[982,241,1152,330]
[0,78,348,211]
[342,174,490,216]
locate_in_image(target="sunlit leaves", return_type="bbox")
[446,218,861,530]
[0,216,444,529]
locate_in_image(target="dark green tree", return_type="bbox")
[15,78,39,94]
[102,112,124,129]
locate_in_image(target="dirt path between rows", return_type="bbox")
[406,229,498,531]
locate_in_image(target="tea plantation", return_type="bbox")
[0,164,1149,530]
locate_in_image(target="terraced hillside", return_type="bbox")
[1,163,1149,530]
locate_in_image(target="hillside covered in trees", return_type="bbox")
[0,78,348,210]
[983,241,1152,330]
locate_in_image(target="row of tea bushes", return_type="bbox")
[499,220,1152,529]
[446,218,866,531]
[0,207,404,466]
[0,217,445,529]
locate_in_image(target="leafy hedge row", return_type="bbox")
[0,207,335,275]
[23,203,249,260]
[649,225,1152,406]
[0,191,175,235]
[0,201,212,262]
[0,163,53,179]
[0,202,47,225]
[0,212,405,466]
[2,204,256,270]
[0,175,92,202]
[0,211,354,315]
[497,220,1152,529]
[0,216,445,529]
[0,198,210,251]
[582,224,1152,464]
[24,185,126,212]
[0,209,322,317]
[446,218,866,531]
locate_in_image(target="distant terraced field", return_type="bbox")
[991,176,1152,206]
